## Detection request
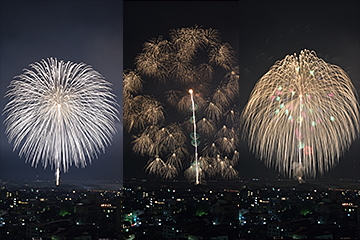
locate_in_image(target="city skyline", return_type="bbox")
[0,1,359,240]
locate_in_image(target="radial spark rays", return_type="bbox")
[241,49,359,180]
[3,58,118,183]
[124,26,239,182]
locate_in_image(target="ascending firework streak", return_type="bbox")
[189,89,199,184]
[241,50,360,181]
[3,58,119,185]
[55,167,60,186]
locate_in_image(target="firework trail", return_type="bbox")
[189,89,200,184]
[55,167,60,186]
[3,58,118,185]
[241,50,359,181]
[124,26,239,182]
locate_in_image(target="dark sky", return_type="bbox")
[2,1,357,183]
[238,0,360,180]
[0,0,123,181]
[123,1,239,179]
[124,1,360,180]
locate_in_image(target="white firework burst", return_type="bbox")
[3,58,118,183]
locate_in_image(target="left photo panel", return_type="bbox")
[0,0,123,238]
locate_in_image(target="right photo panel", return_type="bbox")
[238,1,360,239]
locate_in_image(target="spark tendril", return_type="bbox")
[3,58,119,184]
[189,89,200,184]
[241,50,359,180]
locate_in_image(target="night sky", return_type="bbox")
[0,0,123,181]
[123,1,239,179]
[0,1,359,183]
[238,0,360,180]
[124,1,360,180]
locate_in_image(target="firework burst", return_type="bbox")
[3,58,118,184]
[241,49,359,180]
[124,26,239,183]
